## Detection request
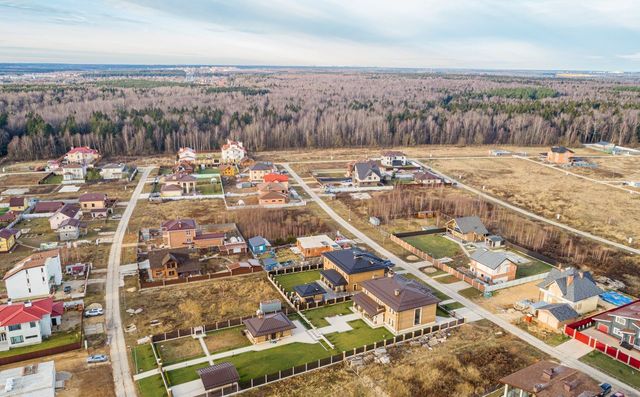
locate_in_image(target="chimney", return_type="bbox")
[256,309,264,319]
[394,289,400,296]
[566,274,574,286]
[24,301,32,308]
[542,368,555,381]
[564,380,578,392]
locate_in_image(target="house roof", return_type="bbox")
[550,146,574,154]
[259,191,287,201]
[354,162,381,181]
[147,249,202,273]
[0,211,19,222]
[352,292,384,316]
[297,235,339,250]
[293,282,324,297]
[322,249,392,275]
[101,163,125,169]
[470,249,512,270]
[78,193,106,202]
[197,362,240,391]
[161,219,196,231]
[382,150,406,157]
[258,181,287,192]
[319,269,347,286]
[4,249,60,280]
[59,218,86,229]
[9,196,25,206]
[360,275,440,312]
[250,162,274,171]
[243,312,295,338]
[164,173,197,182]
[0,228,18,240]
[248,236,269,248]
[414,171,441,181]
[538,303,580,323]
[499,360,600,397]
[486,235,504,242]
[593,302,640,323]
[55,204,81,219]
[0,297,62,327]
[451,216,488,235]
[263,173,288,183]
[538,268,603,303]
[33,201,65,213]
[67,146,97,155]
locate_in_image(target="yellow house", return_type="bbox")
[220,164,237,177]
[9,197,28,212]
[320,249,392,293]
[0,228,18,253]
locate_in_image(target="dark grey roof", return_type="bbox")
[293,282,324,297]
[250,162,274,171]
[538,303,580,322]
[320,269,347,286]
[197,362,239,391]
[353,292,384,316]
[452,216,488,235]
[57,203,80,219]
[538,268,603,302]
[354,162,381,181]
[470,249,512,270]
[486,235,504,242]
[550,146,574,154]
[360,275,440,312]
[322,249,392,275]
[243,312,295,337]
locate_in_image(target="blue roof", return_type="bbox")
[248,236,269,248]
[600,291,633,306]
[322,249,392,275]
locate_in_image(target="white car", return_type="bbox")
[84,308,104,317]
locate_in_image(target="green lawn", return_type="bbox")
[136,375,168,397]
[443,302,464,310]
[197,168,220,175]
[402,274,451,301]
[580,351,640,389]
[437,274,462,284]
[458,287,484,299]
[132,344,157,373]
[302,302,353,328]
[436,307,452,318]
[0,208,8,216]
[0,330,80,358]
[196,182,222,195]
[43,174,63,184]
[273,270,321,293]
[402,234,462,259]
[325,320,391,351]
[288,313,311,329]
[513,252,553,278]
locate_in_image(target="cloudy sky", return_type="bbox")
[0,0,639,70]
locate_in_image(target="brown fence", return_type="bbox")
[0,340,82,366]
[140,266,262,289]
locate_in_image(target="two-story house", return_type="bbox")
[547,146,575,164]
[249,163,277,183]
[445,216,489,242]
[3,250,63,301]
[0,228,18,253]
[78,193,109,218]
[380,151,408,167]
[320,249,393,293]
[593,301,640,349]
[163,173,197,194]
[9,197,28,212]
[0,297,64,351]
[57,218,87,241]
[351,162,382,187]
[100,163,128,180]
[469,249,517,283]
[161,219,197,248]
[177,147,197,164]
[221,139,247,164]
[143,249,202,281]
[64,146,99,165]
[62,164,87,182]
[352,274,440,334]
[538,268,602,314]
[49,204,82,230]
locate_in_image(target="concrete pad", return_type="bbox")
[58,185,80,193]
[171,379,206,397]
[447,281,472,292]
[556,338,594,360]
[317,313,360,334]
[2,188,29,195]
[454,308,483,322]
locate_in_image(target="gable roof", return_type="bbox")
[538,303,580,323]
[250,162,274,171]
[322,249,392,275]
[248,236,269,248]
[34,201,65,213]
[0,210,19,222]
[593,301,640,323]
[499,360,600,397]
[414,171,441,181]
[9,196,26,207]
[360,275,440,312]
[470,249,513,270]
[538,268,603,302]
[198,362,240,391]
[550,146,574,154]
[147,249,200,273]
[451,216,488,235]
[263,173,288,183]
[354,162,381,181]
[4,249,60,280]
[161,219,196,231]
[0,228,18,240]
[258,191,287,200]
[243,312,295,337]
[293,282,324,297]
[67,146,97,155]
[78,193,106,202]
[59,218,86,229]
[164,173,197,182]
[55,204,81,219]
[319,269,347,286]
[0,297,60,327]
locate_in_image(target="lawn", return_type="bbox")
[136,375,168,397]
[204,326,251,355]
[443,302,464,311]
[42,174,63,184]
[302,302,353,328]
[436,307,452,318]
[155,337,205,365]
[273,270,321,293]
[458,287,484,299]
[402,274,451,301]
[288,313,311,329]
[197,168,220,175]
[513,253,553,278]
[325,320,391,351]
[132,344,157,373]
[402,234,462,259]
[437,275,462,284]
[196,182,222,195]
[580,351,640,389]
[0,208,8,216]
[0,329,80,358]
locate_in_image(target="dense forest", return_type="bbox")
[1,73,640,160]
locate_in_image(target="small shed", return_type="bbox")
[536,303,579,330]
[248,236,271,255]
[369,216,381,226]
[485,235,505,248]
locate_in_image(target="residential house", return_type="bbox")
[221,139,247,164]
[296,235,340,258]
[381,151,408,167]
[160,219,197,248]
[219,164,238,177]
[593,301,640,348]
[242,312,296,344]
[547,146,575,164]
[163,173,197,194]
[177,147,197,164]
[249,163,276,183]
[160,184,182,198]
[248,236,270,255]
[536,303,580,330]
[100,163,127,180]
[62,164,86,182]
[9,197,28,212]
[0,228,18,253]
[0,298,64,351]
[320,249,393,293]
[485,235,505,249]
[257,182,288,195]
[64,146,99,164]
[226,259,261,274]
[192,231,226,250]
[263,173,289,188]
[445,216,489,242]
[78,193,109,218]
[3,249,62,301]
[352,274,439,334]
[197,362,240,395]
[144,249,202,281]
[469,249,517,283]
[49,204,82,230]
[33,201,64,214]
[499,360,601,397]
[352,161,382,187]
[57,218,87,241]
[46,160,61,173]
[293,282,325,303]
[0,210,19,224]
[258,191,288,206]
[538,268,603,314]
[413,171,444,186]
[0,360,56,395]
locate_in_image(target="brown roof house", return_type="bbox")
[243,312,296,344]
[352,274,440,334]
[9,197,28,212]
[445,216,489,242]
[49,204,82,230]
[78,193,110,218]
[162,173,197,195]
[258,190,288,206]
[414,171,444,186]
[160,219,225,250]
[197,362,240,394]
[33,201,65,214]
[143,249,202,281]
[499,360,601,397]
[547,146,575,165]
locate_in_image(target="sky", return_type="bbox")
[0,0,639,71]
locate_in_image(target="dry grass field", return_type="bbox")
[568,156,640,182]
[428,157,640,247]
[242,321,546,397]
[0,172,46,186]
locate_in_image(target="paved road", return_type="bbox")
[416,159,640,256]
[106,167,152,397]
[283,162,638,395]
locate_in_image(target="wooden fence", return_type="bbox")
[0,339,82,366]
[140,266,262,289]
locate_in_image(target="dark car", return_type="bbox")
[63,286,72,294]
[598,383,612,396]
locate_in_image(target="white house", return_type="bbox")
[0,298,63,351]
[3,250,63,301]
[538,268,603,314]
[62,164,86,182]
[49,204,82,230]
[64,146,99,164]
[352,162,382,187]
[221,139,247,164]
[381,151,408,167]
[0,360,56,396]
[57,219,86,241]
[100,163,127,180]
[177,147,197,163]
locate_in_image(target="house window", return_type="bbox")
[25,335,38,339]
[8,324,21,331]
[613,328,622,337]
[10,336,23,344]
[615,317,626,326]
[414,308,422,326]
[0,334,6,342]
[30,322,36,328]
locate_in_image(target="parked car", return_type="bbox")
[87,354,108,363]
[111,214,122,220]
[84,308,104,317]
[63,286,72,294]
[599,383,612,396]
[611,392,625,397]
